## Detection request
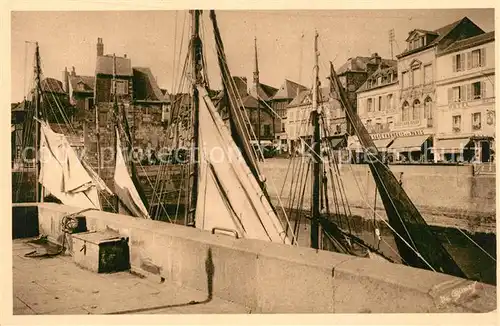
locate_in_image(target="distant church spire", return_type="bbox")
[253,36,260,94]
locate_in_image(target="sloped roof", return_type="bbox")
[41,78,65,94]
[96,55,133,76]
[11,101,27,112]
[240,94,275,117]
[287,87,333,108]
[272,79,308,100]
[398,17,484,58]
[440,31,495,55]
[251,82,279,101]
[357,65,398,93]
[431,17,466,45]
[69,75,95,93]
[132,67,167,102]
[337,56,396,75]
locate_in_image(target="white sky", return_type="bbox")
[11,8,495,102]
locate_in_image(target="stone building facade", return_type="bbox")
[356,64,400,159]
[271,79,307,150]
[434,31,495,163]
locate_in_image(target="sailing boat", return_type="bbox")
[23,42,106,211]
[176,10,291,243]
[18,42,149,218]
[327,62,466,277]
[281,31,393,261]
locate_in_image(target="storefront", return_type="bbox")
[433,136,494,163]
[347,136,395,163]
[388,134,433,163]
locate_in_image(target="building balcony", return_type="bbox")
[399,82,435,100]
[472,123,482,131]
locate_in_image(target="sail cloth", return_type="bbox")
[113,129,150,219]
[195,86,290,244]
[38,122,101,210]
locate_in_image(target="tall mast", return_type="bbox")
[112,53,120,212]
[95,51,101,177]
[310,31,321,250]
[34,42,42,203]
[186,9,202,226]
[254,36,261,151]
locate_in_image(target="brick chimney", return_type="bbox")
[71,66,76,76]
[370,52,382,65]
[97,37,104,56]
[62,67,69,93]
[366,53,382,76]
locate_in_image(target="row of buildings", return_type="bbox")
[12,16,495,166]
[246,16,495,163]
[11,37,171,169]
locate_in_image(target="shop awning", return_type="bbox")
[329,137,345,149]
[347,136,363,152]
[11,125,15,133]
[389,135,430,152]
[373,138,394,150]
[433,137,472,154]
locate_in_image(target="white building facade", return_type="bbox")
[434,31,495,163]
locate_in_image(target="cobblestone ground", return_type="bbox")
[12,239,249,315]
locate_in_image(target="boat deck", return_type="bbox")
[12,239,249,315]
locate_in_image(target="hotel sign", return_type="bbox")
[371,129,425,140]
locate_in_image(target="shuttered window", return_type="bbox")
[453,53,465,72]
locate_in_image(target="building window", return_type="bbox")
[412,99,420,120]
[367,98,373,112]
[387,94,393,111]
[452,115,461,132]
[365,119,372,131]
[469,48,486,69]
[263,124,271,137]
[412,67,421,86]
[281,122,285,132]
[423,64,433,84]
[472,112,482,130]
[449,86,465,103]
[375,122,382,132]
[387,117,394,131]
[85,97,94,111]
[453,53,465,72]
[402,101,410,122]
[472,81,482,99]
[378,96,382,111]
[424,97,433,119]
[402,71,409,89]
[377,77,382,85]
[112,80,128,95]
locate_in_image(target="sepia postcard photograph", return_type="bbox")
[1,1,498,325]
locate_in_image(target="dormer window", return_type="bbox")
[408,36,424,51]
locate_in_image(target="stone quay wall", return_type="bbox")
[260,159,496,232]
[15,202,496,313]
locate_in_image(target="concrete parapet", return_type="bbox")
[15,203,497,313]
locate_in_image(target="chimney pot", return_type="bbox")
[97,37,104,56]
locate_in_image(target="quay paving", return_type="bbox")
[12,239,250,314]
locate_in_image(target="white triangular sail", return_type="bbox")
[38,122,101,210]
[113,128,150,219]
[195,86,290,244]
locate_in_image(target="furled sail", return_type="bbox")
[38,121,100,210]
[328,63,465,278]
[113,128,150,219]
[195,86,290,244]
